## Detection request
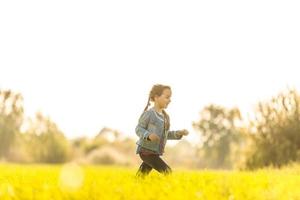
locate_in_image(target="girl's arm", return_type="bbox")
[135,111,151,140]
[167,129,189,140]
[167,130,183,140]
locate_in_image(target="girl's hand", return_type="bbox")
[178,129,189,136]
[148,133,160,142]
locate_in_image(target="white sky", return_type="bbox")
[1,0,300,143]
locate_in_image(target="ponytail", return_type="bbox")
[143,97,151,112]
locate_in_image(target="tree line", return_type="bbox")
[1,88,300,169]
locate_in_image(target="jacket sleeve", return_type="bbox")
[135,111,151,140]
[167,130,183,140]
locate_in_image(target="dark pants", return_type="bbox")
[136,153,172,177]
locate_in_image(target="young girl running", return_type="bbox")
[135,84,189,176]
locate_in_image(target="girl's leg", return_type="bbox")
[139,154,172,175]
[136,161,153,177]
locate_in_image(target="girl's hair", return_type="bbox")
[143,84,171,130]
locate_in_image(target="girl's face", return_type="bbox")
[155,88,172,109]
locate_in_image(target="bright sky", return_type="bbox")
[1,0,300,143]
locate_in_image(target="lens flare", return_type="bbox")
[58,163,84,191]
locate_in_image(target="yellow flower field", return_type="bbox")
[0,163,300,200]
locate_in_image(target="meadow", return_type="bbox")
[0,163,300,200]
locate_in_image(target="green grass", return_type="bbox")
[0,163,300,200]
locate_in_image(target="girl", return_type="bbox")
[135,84,189,176]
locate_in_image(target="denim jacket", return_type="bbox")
[135,107,182,155]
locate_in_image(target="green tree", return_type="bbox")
[193,104,243,169]
[25,112,70,163]
[0,89,24,159]
[245,88,300,169]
